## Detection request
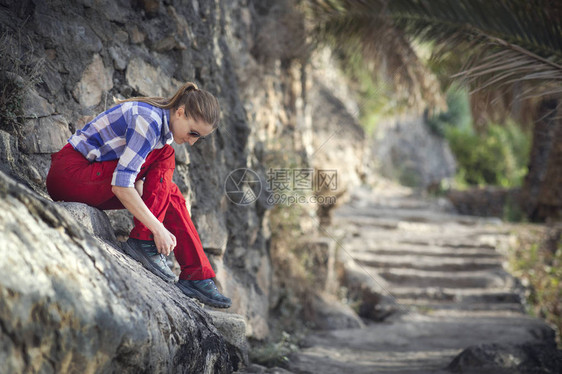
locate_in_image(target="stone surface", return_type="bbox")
[108,46,129,71]
[125,57,180,97]
[127,24,146,44]
[286,184,561,373]
[57,202,117,243]
[447,187,522,218]
[207,310,249,365]
[236,364,295,373]
[0,132,52,198]
[0,2,557,373]
[171,141,191,165]
[0,130,17,169]
[25,154,52,184]
[22,89,55,118]
[447,342,562,374]
[21,115,72,154]
[295,237,338,294]
[0,1,444,368]
[373,113,457,190]
[72,53,113,107]
[310,292,365,330]
[307,48,367,218]
[0,170,239,373]
[339,241,399,322]
[106,209,134,238]
[195,210,229,256]
[287,313,556,374]
[213,260,271,340]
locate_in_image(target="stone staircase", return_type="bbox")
[332,187,526,318]
[286,185,560,374]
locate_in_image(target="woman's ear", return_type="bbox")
[175,106,184,118]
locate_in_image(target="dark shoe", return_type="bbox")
[177,278,232,308]
[123,238,176,282]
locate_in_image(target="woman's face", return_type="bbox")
[170,106,214,145]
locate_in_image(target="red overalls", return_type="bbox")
[46,143,216,281]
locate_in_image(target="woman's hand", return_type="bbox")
[112,185,177,255]
[152,223,177,256]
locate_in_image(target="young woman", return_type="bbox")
[46,82,231,308]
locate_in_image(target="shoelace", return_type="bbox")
[193,279,223,298]
[154,254,167,266]
[140,242,167,266]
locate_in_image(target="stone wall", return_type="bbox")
[447,187,522,219]
[0,0,371,349]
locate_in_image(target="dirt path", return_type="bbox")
[285,185,556,374]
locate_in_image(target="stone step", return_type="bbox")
[346,231,502,251]
[349,245,504,259]
[346,190,438,210]
[388,287,522,303]
[333,216,401,230]
[374,268,513,289]
[354,254,503,272]
[396,299,526,314]
[335,206,502,226]
[424,308,528,318]
[351,247,504,259]
[398,238,496,250]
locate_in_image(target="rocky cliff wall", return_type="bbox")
[0,0,371,353]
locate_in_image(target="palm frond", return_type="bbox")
[306,0,562,122]
[306,0,445,110]
[388,0,562,99]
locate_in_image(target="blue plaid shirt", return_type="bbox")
[68,101,173,188]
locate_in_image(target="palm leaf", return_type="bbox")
[306,0,562,120]
[307,0,445,109]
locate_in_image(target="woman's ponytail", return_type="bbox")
[114,81,220,129]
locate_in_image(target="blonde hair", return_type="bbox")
[115,82,221,129]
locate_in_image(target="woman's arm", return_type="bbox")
[134,179,144,197]
[112,185,176,255]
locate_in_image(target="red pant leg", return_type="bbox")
[46,143,118,207]
[47,143,177,209]
[165,183,216,280]
[47,143,216,280]
[128,145,177,240]
[128,145,215,280]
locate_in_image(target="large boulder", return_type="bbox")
[57,201,117,242]
[372,112,457,190]
[0,171,241,373]
[447,341,562,374]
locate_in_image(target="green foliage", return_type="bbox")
[446,122,531,188]
[428,87,532,188]
[426,86,471,137]
[336,52,409,136]
[502,194,527,223]
[397,164,421,188]
[506,227,562,349]
[309,0,562,117]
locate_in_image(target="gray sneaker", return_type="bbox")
[177,279,232,308]
[123,238,176,282]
